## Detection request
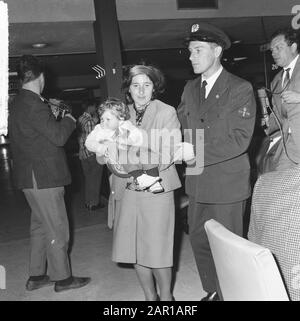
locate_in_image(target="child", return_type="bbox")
[85,98,165,193]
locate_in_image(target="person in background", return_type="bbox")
[77,99,104,210]
[109,63,182,301]
[248,165,300,301]
[248,26,300,303]
[177,23,256,301]
[264,27,300,170]
[8,54,91,293]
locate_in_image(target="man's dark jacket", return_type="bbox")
[8,89,75,189]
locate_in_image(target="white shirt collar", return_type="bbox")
[202,66,223,98]
[284,54,299,77]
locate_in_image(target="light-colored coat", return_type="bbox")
[108,99,182,227]
[268,55,300,169]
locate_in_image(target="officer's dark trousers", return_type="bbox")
[22,174,71,281]
[81,155,103,206]
[188,197,245,294]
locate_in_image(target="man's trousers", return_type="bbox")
[188,197,245,293]
[23,175,71,281]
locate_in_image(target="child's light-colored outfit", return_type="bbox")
[85,120,163,192]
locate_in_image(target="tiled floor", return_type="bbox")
[0,144,205,301]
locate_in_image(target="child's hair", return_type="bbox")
[97,97,130,121]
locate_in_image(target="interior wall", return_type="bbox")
[7,0,295,24]
[116,0,296,20]
[6,0,95,23]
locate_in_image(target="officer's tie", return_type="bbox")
[200,80,207,104]
[282,68,291,90]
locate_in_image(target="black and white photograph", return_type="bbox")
[1,0,300,308]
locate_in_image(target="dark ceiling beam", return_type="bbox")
[93,0,123,100]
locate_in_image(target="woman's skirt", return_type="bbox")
[112,189,175,268]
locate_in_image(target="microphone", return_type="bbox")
[257,88,270,128]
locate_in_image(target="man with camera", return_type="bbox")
[8,55,91,292]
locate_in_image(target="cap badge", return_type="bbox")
[191,24,199,33]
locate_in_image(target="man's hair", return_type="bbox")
[97,97,130,121]
[17,55,44,84]
[271,28,300,53]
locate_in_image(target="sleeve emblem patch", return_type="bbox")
[238,107,251,118]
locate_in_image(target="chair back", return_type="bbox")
[204,219,289,301]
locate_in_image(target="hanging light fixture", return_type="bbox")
[31,43,48,49]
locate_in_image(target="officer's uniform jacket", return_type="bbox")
[178,68,256,203]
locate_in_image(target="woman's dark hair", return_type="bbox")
[17,55,44,84]
[270,28,300,53]
[97,97,130,121]
[122,62,165,104]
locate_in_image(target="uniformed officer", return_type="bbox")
[177,23,256,301]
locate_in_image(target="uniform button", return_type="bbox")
[200,118,204,122]
[111,191,115,195]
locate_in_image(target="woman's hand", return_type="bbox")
[173,142,195,162]
[281,90,300,104]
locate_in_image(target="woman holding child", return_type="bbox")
[104,63,182,301]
